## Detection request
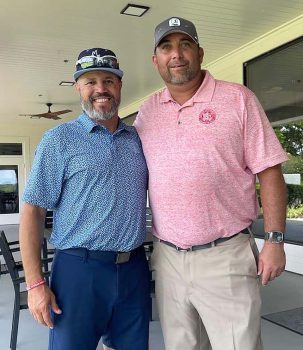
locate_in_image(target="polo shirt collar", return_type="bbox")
[77,113,97,132]
[160,70,216,105]
[115,119,129,134]
[77,113,128,134]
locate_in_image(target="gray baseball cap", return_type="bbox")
[154,17,199,50]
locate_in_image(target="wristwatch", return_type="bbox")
[264,231,284,243]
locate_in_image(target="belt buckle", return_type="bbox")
[115,252,131,264]
[176,246,192,252]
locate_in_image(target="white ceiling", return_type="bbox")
[0,0,303,125]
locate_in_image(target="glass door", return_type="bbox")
[0,157,25,224]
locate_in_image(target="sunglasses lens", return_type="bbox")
[80,62,93,69]
[77,56,119,70]
[99,56,118,69]
[78,57,95,69]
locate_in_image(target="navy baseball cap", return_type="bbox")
[74,48,124,81]
[154,17,199,50]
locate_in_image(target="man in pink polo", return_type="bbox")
[134,17,288,350]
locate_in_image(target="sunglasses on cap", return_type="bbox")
[76,55,119,70]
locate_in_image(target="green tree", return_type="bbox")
[282,154,303,175]
[274,121,303,156]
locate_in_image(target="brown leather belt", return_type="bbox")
[159,228,251,252]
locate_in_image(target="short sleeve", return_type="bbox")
[23,131,65,208]
[243,91,288,174]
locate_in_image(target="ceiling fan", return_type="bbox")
[19,103,72,120]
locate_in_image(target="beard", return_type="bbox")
[80,93,120,122]
[165,65,197,85]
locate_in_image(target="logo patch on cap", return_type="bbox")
[199,109,217,124]
[91,49,99,57]
[169,18,181,27]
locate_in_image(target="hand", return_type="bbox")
[28,284,62,328]
[258,242,286,286]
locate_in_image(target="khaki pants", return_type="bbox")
[151,233,263,350]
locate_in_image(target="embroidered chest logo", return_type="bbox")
[199,109,217,124]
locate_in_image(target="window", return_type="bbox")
[244,36,303,124]
[0,165,19,214]
[0,143,22,156]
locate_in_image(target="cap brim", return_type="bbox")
[155,29,198,49]
[74,67,124,81]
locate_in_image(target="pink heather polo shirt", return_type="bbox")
[134,71,288,248]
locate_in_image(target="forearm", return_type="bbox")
[19,204,60,328]
[257,165,287,285]
[19,203,47,284]
[258,164,287,233]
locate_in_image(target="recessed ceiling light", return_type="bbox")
[59,81,75,86]
[120,4,150,17]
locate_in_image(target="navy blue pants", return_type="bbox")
[48,247,151,350]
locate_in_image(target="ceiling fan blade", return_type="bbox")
[43,115,62,120]
[19,113,45,117]
[50,109,72,116]
[19,105,72,120]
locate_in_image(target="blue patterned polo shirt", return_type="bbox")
[23,113,148,251]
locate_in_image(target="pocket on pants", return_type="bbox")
[238,234,259,277]
[249,236,259,270]
[219,233,259,278]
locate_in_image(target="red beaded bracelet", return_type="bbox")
[26,279,46,291]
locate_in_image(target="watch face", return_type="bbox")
[266,231,284,243]
[275,232,283,242]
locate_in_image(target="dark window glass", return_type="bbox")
[0,143,22,155]
[0,165,19,214]
[244,37,303,123]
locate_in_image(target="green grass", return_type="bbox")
[0,184,17,193]
[287,205,303,219]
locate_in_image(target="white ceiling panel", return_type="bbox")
[0,0,302,124]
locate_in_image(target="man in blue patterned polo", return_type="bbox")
[19,48,150,350]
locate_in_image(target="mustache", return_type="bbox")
[168,60,188,67]
[90,92,113,102]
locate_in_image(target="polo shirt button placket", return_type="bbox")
[177,110,182,125]
[109,135,115,148]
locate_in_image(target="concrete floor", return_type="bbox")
[1,271,303,349]
[1,223,303,349]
